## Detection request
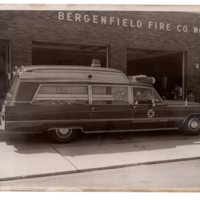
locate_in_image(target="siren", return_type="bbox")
[128,75,156,85]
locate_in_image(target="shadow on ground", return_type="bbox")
[1,130,200,157]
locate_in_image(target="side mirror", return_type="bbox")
[146,99,156,107]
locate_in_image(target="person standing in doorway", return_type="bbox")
[187,90,195,102]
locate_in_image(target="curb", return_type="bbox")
[1,156,200,182]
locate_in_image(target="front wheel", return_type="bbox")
[184,117,200,135]
[48,128,76,143]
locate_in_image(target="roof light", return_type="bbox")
[12,65,26,77]
[128,75,156,84]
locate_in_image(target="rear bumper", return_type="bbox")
[0,125,3,130]
[0,105,5,131]
[0,113,5,131]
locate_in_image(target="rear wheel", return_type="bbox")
[48,128,76,143]
[184,117,200,135]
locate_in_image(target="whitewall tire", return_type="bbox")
[184,117,200,135]
[48,128,76,143]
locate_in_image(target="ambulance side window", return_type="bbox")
[33,84,89,105]
[92,85,129,105]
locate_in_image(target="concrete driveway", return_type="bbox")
[0,131,200,181]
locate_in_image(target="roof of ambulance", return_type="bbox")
[16,65,153,87]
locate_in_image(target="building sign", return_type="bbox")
[58,11,143,28]
[58,11,200,34]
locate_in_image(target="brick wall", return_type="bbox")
[1,11,200,100]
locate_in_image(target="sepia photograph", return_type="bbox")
[0,3,200,192]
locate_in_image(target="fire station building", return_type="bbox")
[1,10,200,103]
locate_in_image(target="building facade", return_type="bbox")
[1,10,200,103]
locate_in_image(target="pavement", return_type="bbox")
[0,131,200,182]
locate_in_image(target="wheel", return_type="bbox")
[184,117,200,135]
[48,128,76,143]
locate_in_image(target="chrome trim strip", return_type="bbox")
[6,118,132,123]
[12,77,21,102]
[168,105,200,107]
[128,86,133,105]
[88,85,92,105]
[5,117,184,124]
[31,84,41,104]
[84,127,179,134]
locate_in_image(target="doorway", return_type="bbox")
[0,40,9,105]
[32,41,109,68]
[127,49,185,100]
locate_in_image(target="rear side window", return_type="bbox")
[15,82,39,101]
[34,84,88,105]
[92,85,128,105]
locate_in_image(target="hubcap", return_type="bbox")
[191,121,198,129]
[188,118,200,132]
[56,128,72,138]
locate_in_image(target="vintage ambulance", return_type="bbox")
[1,65,200,143]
